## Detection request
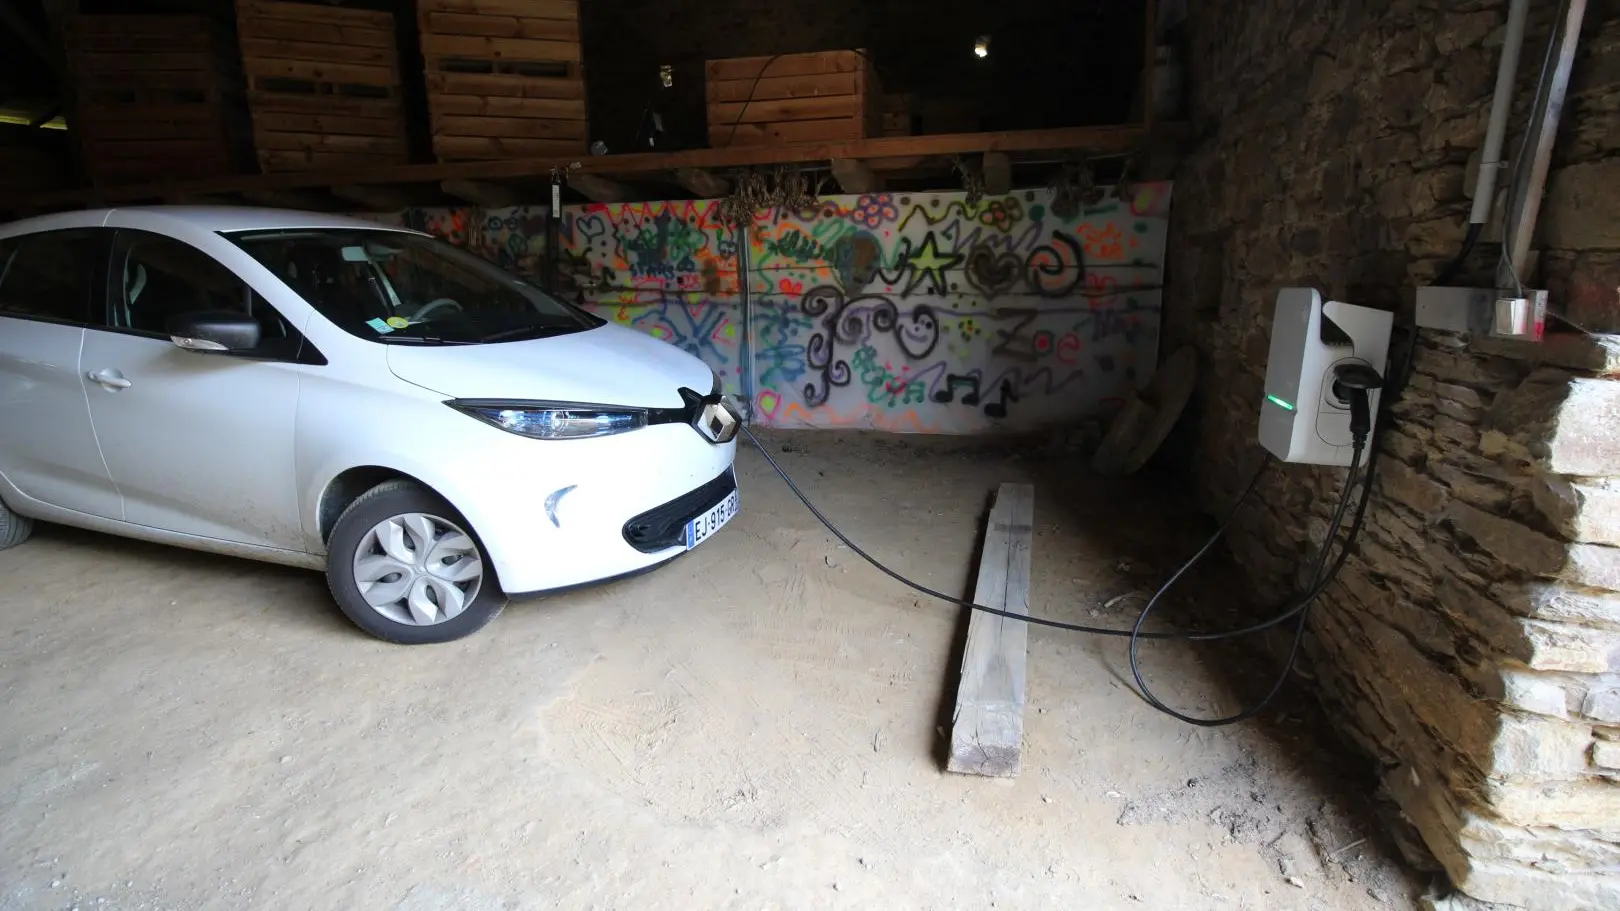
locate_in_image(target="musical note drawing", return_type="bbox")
[983,379,1018,418]
[933,373,981,405]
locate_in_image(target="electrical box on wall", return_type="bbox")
[1259,289,1393,467]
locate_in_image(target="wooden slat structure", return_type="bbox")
[63,14,235,184]
[235,0,410,172]
[878,93,917,137]
[6,124,1178,213]
[947,483,1035,778]
[418,0,588,161]
[706,49,878,148]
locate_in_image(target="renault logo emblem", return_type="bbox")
[695,396,741,444]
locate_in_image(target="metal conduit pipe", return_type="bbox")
[1437,0,1529,284]
[1470,0,1531,227]
[1500,0,1589,289]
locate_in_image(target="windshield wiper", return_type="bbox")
[477,325,572,344]
[373,335,472,346]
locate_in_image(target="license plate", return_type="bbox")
[686,489,740,549]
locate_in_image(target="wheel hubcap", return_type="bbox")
[352,513,483,626]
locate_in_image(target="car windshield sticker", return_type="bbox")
[365,317,394,334]
[385,316,410,330]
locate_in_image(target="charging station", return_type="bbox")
[1259,289,1393,467]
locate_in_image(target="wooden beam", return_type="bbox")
[16,125,1178,211]
[165,193,240,206]
[0,2,63,79]
[240,188,337,210]
[830,158,880,194]
[1143,0,1158,131]
[674,167,730,198]
[565,171,627,203]
[440,179,516,208]
[947,483,1035,778]
[981,152,1012,195]
[331,184,414,212]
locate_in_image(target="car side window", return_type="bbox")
[109,231,305,361]
[0,228,107,325]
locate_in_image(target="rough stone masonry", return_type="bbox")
[1165,1,1620,908]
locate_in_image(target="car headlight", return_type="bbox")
[448,400,647,440]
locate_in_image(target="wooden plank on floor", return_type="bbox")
[947,482,1034,778]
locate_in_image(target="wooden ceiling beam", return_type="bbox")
[240,188,339,211]
[981,152,1012,195]
[14,125,1182,211]
[440,179,516,208]
[565,172,627,203]
[830,158,881,194]
[673,167,730,198]
[330,184,416,212]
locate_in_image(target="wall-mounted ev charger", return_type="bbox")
[1259,288,1393,467]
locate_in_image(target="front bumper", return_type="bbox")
[448,421,739,596]
[623,467,737,553]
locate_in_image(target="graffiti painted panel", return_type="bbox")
[559,202,745,396]
[382,181,1172,435]
[748,184,1171,432]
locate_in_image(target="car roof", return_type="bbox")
[0,205,426,238]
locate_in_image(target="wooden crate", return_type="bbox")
[705,49,878,148]
[235,0,410,172]
[418,0,588,161]
[64,14,235,184]
[879,93,917,137]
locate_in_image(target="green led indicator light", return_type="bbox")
[1266,394,1295,411]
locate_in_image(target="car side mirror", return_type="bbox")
[166,310,261,353]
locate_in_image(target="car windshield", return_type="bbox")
[223,228,602,345]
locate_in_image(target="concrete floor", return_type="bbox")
[0,432,1418,910]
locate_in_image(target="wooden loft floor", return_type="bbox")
[7,123,1189,214]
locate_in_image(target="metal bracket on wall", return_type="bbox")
[1415,286,1548,341]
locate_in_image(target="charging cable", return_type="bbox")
[738,353,1396,726]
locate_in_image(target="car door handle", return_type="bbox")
[87,368,132,390]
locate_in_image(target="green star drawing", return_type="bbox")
[898,232,963,297]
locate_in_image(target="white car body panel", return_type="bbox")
[385,321,712,407]
[0,319,122,518]
[78,329,306,549]
[0,205,740,603]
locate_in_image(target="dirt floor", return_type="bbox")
[0,431,1421,911]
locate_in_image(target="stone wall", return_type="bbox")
[1166,0,1620,908]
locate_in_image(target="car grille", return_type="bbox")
[622,467,737,553]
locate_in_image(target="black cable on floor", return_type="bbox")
[740,330,1406,725]
[744,424,1279,641]
[1127,441,1365,725]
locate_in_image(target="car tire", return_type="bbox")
[325,479,505,644]
[0,496,33,551]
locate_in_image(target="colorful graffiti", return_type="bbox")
[375,182,1172,434]
[560,202,745,396]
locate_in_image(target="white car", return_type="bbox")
[0,207,742,644]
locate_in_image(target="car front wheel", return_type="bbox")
[326,480,505,644]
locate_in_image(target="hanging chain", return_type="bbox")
[950,155,986,206]
[715,165,824,226]
[1048,159,1096,219]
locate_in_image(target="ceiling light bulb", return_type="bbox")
[974,36,990,58]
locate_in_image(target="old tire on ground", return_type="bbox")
[325,479,506,644]
[0,496,33,550]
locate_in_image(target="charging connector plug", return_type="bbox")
[1331,364,1385,443]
